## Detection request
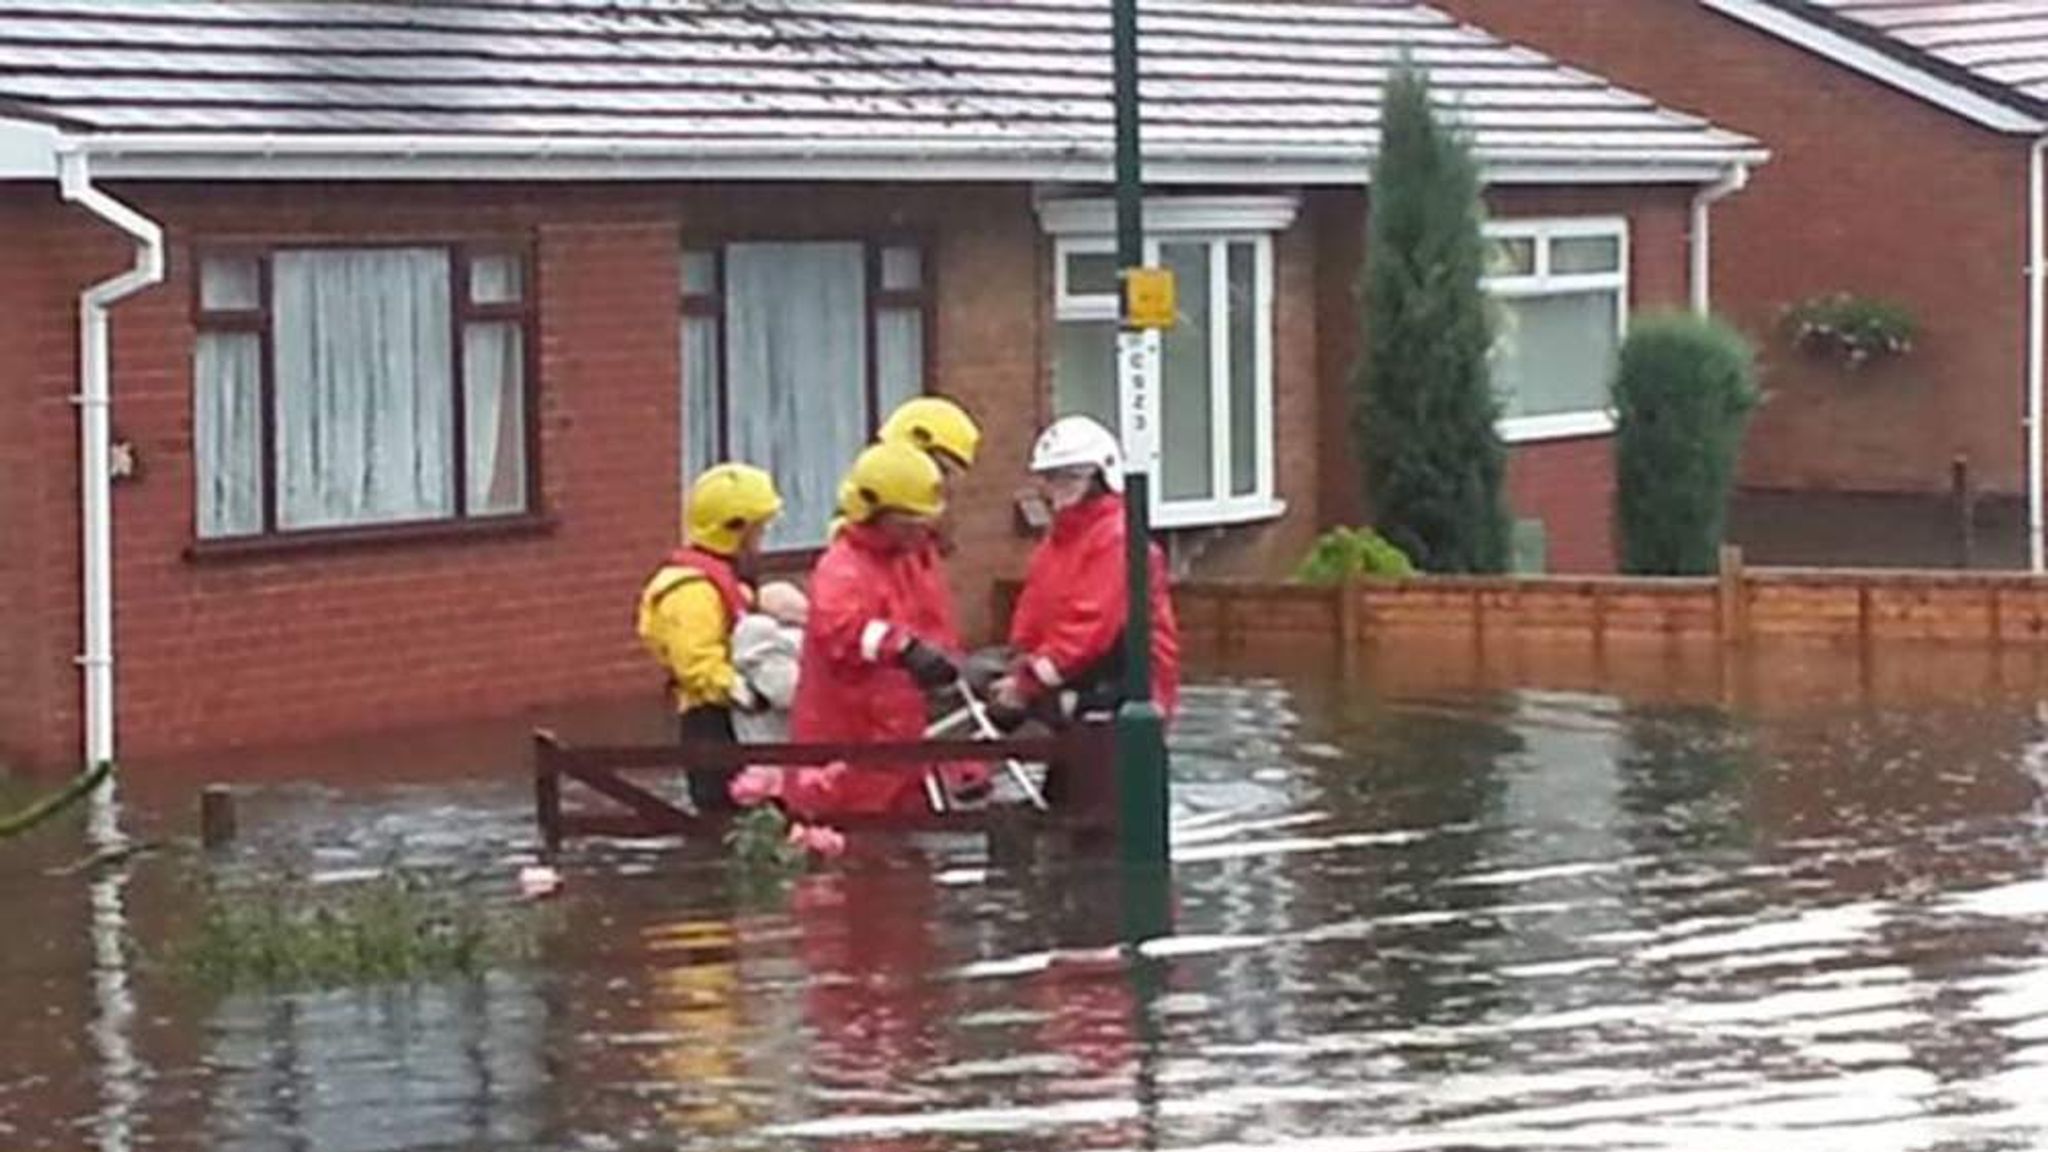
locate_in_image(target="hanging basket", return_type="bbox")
[1780,292,1918,372]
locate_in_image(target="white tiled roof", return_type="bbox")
[1802,0,2048,110]
[0,0,1762,182]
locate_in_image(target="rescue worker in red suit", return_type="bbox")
[784,441,982,818]
[830,395,984,554]
[993,415,1181,728]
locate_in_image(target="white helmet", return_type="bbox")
[1030,415,1126,493]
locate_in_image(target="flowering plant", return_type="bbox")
[1781,293,1917,370]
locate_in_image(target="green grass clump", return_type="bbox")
[177,868,542,991]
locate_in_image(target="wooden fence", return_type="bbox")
[996,549,2048,659]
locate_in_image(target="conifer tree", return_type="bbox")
[1355,62,1509,573]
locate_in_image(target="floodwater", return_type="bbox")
[4,645,2047,1152]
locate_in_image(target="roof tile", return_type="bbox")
[0,0,1760,177]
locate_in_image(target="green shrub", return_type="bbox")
[1295,527,1418,584]
[1614,314,1760,575]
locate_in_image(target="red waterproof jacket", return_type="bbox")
[1008,493,1180,720]
[790,524,966,817]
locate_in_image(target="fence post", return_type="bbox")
[1857,584,1875,651]
[199,785,236,849]
[533,729,563,859]
[1591,581,1610,665]
[1335,576,1361,680]
[1718,544,1747,647]
[1953,454,1977,570]
[1220,587,1239,656]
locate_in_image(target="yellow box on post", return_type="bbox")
[1122,266,1177,330]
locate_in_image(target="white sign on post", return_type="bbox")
[1116,327,1161,499]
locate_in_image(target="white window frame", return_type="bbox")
[1040,196,1296,530]
[1483,217,1631,445]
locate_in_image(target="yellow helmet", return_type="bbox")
[685,463,782,555]
[842,441,945,524]
[878,396,981,470]
[834,474,860,524]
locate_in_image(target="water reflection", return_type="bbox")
[204,978,547,1152]
[2,651,2045,1150]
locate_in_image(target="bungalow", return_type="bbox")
[1433,0,2048,567]
[0,0,1760,769]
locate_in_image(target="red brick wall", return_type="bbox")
[1,181,1094,766]
[0,189,48,767]
[1311,188,1369,534]
[0,186,90,770]
[1507,436,1616,572]
[1438,0,2032,496]
[17,183,694,766]
[1314,182,1692,571]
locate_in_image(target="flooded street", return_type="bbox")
[4,651,2047,1151]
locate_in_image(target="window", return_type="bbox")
[1043,197,1292,529]
[1483,219,1629,443]
[681,240,927,550]
[192,244,535,540]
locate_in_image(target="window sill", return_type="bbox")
[1498,411,1617,445]
[185,513,557,563]
[1154,497,1289,532]
[756,547,824,575]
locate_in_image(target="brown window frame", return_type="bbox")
[679,234,935,559]
[187,238,546,558]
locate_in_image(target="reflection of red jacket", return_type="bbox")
[792,868,943,1124]
[1009,494,1180,719]
[791,525,963,817]
[1035,960,1137,1084]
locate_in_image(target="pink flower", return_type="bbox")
[786,822,848,859]
[777,762,850,820]
[727,766,785,807]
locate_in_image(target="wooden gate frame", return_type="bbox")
[533,723,1116,855]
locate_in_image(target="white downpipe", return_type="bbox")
[56,149,159,1152]
[56,150,164,845]
[2029,137,2046,574]
[1691,163,1750,314]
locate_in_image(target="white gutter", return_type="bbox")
[77,130,1776,167]
[70,130,1771,188]
[56,149,164,842]
[2030,137,2046,573]
[1691,163,1751,313]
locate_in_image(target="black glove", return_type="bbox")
[984,699,1030,733]
[899,639,960,690]
[962,647,1016,694]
